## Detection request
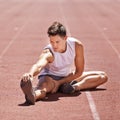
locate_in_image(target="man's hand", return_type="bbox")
[51,80,61,93]
[21,73,33,82]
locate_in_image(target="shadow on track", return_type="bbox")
[41,91,81,102]
[18,87,106,106]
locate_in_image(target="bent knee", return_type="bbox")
[100,72,108,83]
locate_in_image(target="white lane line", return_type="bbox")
[86,92,100,120]
[89,0,120,60]
[89,16,120,60]
[58,1,101,120]
[0,22,27,59]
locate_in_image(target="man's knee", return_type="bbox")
[100,72,108,83]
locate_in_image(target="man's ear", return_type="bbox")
[64,36,67,40]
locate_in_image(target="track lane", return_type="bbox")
[0,1,93,120]
[59,0,120,119]
[0,0,120,120]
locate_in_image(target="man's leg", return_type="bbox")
[21,76,55,104]
[34,76,55,101]
[73,71,108,91]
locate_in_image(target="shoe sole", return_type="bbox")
[20,80,35,105]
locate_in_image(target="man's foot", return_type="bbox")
[59,80,78,94]
[20,79,35,105]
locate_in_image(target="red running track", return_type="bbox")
[0,0,120,120]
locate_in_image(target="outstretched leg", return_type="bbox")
[20,76,55,104]
[73,71,108,91]
[34,76,55,101]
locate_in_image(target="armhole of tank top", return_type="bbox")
[44,48,54,57]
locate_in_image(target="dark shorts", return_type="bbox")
[38,74,65,85]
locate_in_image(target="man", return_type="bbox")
[20,21,108,105]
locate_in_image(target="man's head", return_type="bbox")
[47,21,66,37]
[47,22,67,53]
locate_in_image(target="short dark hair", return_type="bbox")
[47,21,67,37]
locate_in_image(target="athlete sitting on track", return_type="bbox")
[20,21,108,105]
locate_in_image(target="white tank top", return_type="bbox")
[39,37,76,77]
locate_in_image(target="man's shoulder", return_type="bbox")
[40,48,54,63]
[67,37,83,45]
[72,38,83,54]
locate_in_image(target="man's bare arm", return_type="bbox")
[21,49,54,81]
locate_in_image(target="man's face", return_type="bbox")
[49,35,67,52]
